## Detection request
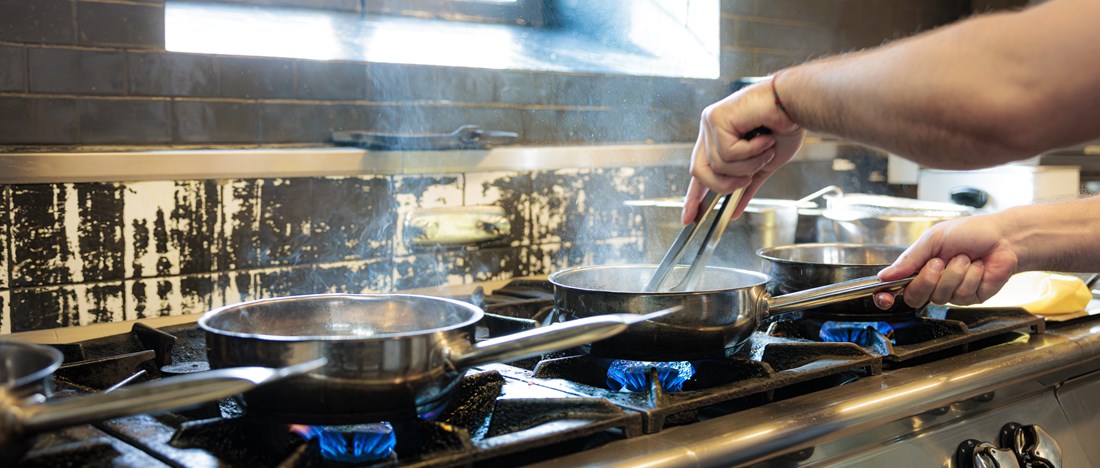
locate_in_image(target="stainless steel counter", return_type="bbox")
[531,317,1100,467]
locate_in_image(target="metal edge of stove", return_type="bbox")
[528,317,1100,467]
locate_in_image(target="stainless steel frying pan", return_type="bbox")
[548,264,912,361]
[199,293,673,424]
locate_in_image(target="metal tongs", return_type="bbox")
[644,188,744,292]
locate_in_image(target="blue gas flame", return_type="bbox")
[292,422,396,463]
[818,321,896,346]
[606,360,695,393]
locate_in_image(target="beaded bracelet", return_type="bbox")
[771,71,795,121]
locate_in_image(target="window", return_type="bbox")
[165,0,719,78]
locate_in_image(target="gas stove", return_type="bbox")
[13,279,1100,467]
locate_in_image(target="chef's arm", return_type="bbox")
[878,195,1100,307]
[779,0,1100,169]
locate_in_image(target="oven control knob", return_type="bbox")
[957,439,1022,468]
[1001,423,1061,468]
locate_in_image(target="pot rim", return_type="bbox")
[756,243,907,267]
[548,263,769,294]
[198,293,484,342]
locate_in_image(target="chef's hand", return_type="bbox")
[681,80,804,225]
[873,214,1019,309]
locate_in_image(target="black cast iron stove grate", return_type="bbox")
[766,306,1045,365]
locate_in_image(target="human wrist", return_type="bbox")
[769,69,801,131]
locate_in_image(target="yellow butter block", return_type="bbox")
[975,271,1092,315]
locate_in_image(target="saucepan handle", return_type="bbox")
[18,359,325,435]
[450,306,682,370]
[766,275,915,316]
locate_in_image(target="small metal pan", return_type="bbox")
[548,264,911,361]
[0,339,315,464]
[757,243,917,319]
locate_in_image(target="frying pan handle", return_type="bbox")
[450,307,682,370]
[15,359,325,435]
[766,275,915,316]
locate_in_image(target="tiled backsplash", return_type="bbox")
[0,164,686,333]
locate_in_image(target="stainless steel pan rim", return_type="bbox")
[198,293,484,342]
[757,243,907,267]
[0,341,62,393]
[548,264,769,294]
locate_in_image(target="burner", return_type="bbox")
[818,321,897,346]
[291,423,397,464]
[605,360,695,393]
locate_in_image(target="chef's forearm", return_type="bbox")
[777,0,1100,169]
[1000,195,1100,273]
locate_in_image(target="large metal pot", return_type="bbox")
[199,293,664,424]
[548,264,912,361]
[757,243,917,317]
[817,194,973,245]
[626,198,811,270]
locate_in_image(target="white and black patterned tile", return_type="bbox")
[8,282,125,332]
[124,180,221,279]
[258,178,315,267]
[393,174,464,256]
[9,183,125,287]
[530,167,645,255]
[311,176,394,263]
[219,179,262,270]
[0,291,10,335]
[0,186,8,291]
[393,246,524,291]
[463,171,532,247]
[310,259,393,294]
[125,273,218,320]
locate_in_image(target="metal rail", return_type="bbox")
[531,318,1100,467]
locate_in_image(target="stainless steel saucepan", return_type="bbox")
[199,293,673,424]
[757,243,917,317]
[548,264,912,361]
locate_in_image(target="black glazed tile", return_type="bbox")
[258,178,315,267]
[77,1,165,48]
[259,103,336,144]
[0,46,25,92]
[496,71,560,105]
[28,48,127,94]
[216,56,295,99]
[128,52,218,96]
[9,282,125,332]
[311,176,394,263]
[173,101,259,144]
[295,60,369,100]
[0,97,78,144]
[736,19,835,55]
[9,184,125,287]
[0,0,74,44]
[368,63,496,103]
[124,180,220,278]
[78,99,171,145]
[366,104,523,141]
